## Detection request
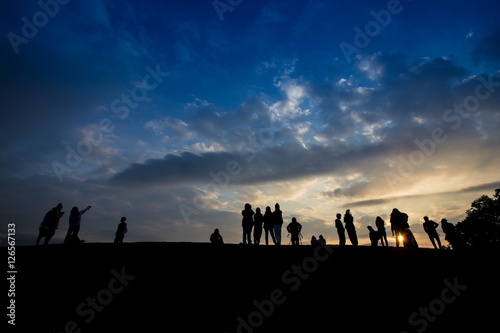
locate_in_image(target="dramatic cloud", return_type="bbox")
[2,0,499,247]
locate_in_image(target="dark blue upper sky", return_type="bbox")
[1,0,499,245]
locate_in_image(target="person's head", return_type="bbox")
[423,216,429,222]
[214,228,219,234]
[275,203,280,210]
[441,218,448,224]
[266,206,271,213]
[345,209,350,215]
[121,217,127,222]
[392,208,400,214]
[292,217,297,223]
[56,203,63,210]
[70,207,79,215]
[336,213,341,219]
[319,235,324,240]
[245,203,251,210]
[256,207,261,213]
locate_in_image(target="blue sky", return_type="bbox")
[1,0,499,246]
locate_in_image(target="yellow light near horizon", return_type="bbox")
[398,235,404,243]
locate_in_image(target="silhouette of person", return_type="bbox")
[423,216,441,249]
[344,209,358,246]
[441,219,464,249]
[375,216,388,247]
[241,203,254,245]
[210,228,224,245]
[367,226,380,247]
[253,207,263,245]
[273,203,284,245]
[403,227,418,248]
[311,235,318,245]
[286,217,302,246]
[391,208,409,247]
[263,206,276,245]
[36,203,65,245]
[318,235,326,246]
[65,205,91,244]
[114,217,128,244]
[335,213,346,246]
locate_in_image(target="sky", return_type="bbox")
[1,0,499,247]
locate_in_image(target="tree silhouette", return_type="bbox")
[456,188,500,248]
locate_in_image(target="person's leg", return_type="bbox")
[436,234,442,249]
[274,225,281,245]
[44,229,55,245]
[36,229,44,245]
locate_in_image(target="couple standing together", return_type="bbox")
[242,203,283,245]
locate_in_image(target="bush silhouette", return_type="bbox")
[456,188,500,248]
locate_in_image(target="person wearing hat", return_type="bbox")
[36,203,65,245]
[114,217,128,244]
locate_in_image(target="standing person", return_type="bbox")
[286,217,302,246]
[403,227,418,248]
[253,207,263,245]
[375,216,388,247]
[344,209,358,246]
[36,203,65,245]
[390,208,408,247]
[272,203,284,245]
[423,216,441,249]
[114,217,128,244]
[241,203,254,245]
[441,219,464,249]
[65,205,91,244]
[335,213,346,246]
[263,206,276,245]
[367,226,380,247]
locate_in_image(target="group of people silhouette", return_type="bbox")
[35,203,128,245]
[37,202,461,249]
[208,205,461,249]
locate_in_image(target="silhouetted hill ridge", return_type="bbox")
[13,242,499,332]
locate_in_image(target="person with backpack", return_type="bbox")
[423,216,441,249]
[114,217,128,244]
[335,213,346,246]
[36,203,65,245]
[286,217,302,246]
[344,209,358,246]
[241,203,254,245]
[65,205,91,244]
[263,206,276,245]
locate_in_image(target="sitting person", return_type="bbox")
[367,226,380,247]
[210,229,224,245]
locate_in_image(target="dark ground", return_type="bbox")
[9,243,500,332]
